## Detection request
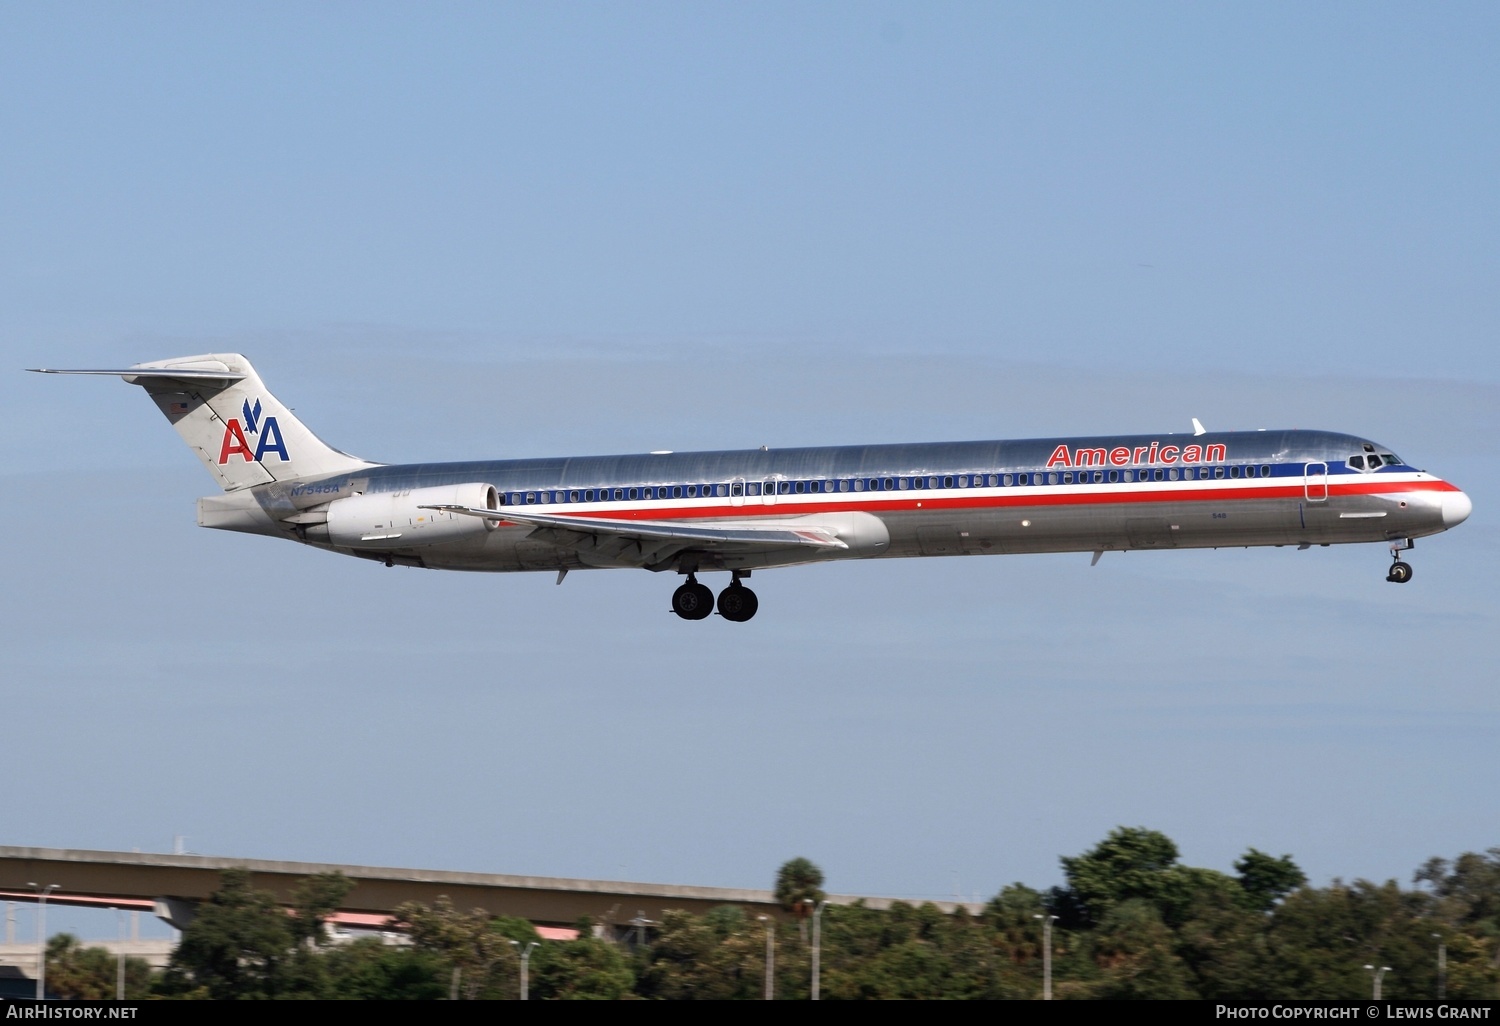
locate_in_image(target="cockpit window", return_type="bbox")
[1349,452,1404,472]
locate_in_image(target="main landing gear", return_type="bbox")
[716,580,758,623]
[1386,537,1414,584]
[671,573,759,622]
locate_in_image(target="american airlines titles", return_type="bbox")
[1046,442,1227,469]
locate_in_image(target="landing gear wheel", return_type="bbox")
[1386,561,1413,584]
[717,584,759,622]
[672,579,714,620]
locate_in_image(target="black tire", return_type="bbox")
[717,585,759,622]
[672,582,714,620]
[1387,561,1413,584]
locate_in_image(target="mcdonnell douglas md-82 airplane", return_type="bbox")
[34,354,1472,622]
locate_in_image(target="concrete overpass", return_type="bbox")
[0,846,980,937]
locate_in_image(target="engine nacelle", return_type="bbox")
[325,483,499,549]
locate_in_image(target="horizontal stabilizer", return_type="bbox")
[30,366,246,383]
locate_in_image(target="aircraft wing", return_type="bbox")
[420,503,847,569]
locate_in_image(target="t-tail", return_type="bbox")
[31,353,374,490]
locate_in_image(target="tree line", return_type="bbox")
[36,829,1500,999]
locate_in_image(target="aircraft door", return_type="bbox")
[1304,462,1328,502]
[730,477,746,508]
[764,475,782,507]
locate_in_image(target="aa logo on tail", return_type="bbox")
[217,398,290,464]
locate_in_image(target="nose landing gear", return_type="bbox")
[1386,538,1414,584]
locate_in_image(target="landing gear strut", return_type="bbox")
[671,572,759,622]
[716,577,759,622]
[671,575,714,620]
[1386,538,1414,584]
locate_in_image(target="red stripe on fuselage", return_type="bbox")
[498,477,1458,525]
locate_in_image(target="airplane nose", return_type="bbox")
[1442,489,1473,528]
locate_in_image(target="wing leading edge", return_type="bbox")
[422,503,858,571]
[422,503,848,550]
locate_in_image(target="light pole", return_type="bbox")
[1364,964,1391,1000]
[28,883,58,1000]
[1034,913,1059,1000]
[1432,933,1446,1000]
[113,906,126,1000]
[758,915,775,1000]
[510,940,538,1001]
[810,901,827,1001]
[627,911,654,949]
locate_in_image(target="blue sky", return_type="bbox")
[3,3,1497,937]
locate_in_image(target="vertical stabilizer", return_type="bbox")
[33,354,375,490]
[130,354,374,490]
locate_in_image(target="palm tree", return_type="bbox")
[774,858,825,942]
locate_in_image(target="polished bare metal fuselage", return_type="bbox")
[37,354,1468,622]
[210,428,1466,574]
